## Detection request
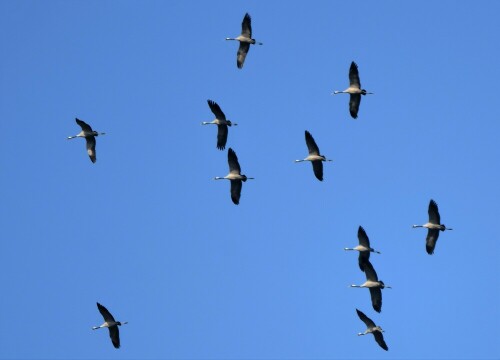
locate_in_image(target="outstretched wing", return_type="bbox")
[207,100,226,120]
[227,148,241,174]
[230,179,242,205]
[311,161,323,181]
[356,308,376,328]
[241,13,252,38]
[237,42,250,69]
[349,94,361,119]
[305,130,320,155]
[373,330,388,351]
[428,199,441,224]
[426,228,439,255]
[369,287,382,313]
[76,118,93,132]
[86,136,97,163]
[217,125,228,150]
[97,303,116,322]
[108,325,120,349]
[358,226,370,248]
[349,61,361,89]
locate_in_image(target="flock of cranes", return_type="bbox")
[65,11,454,353]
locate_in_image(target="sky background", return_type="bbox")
[0,1,499,359]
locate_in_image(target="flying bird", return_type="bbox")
[350,260,391,313]
[412,199,453,255]
[295,130,332,181]
[92,302,127,349]
[225,13,263,69]
[67,118,106,163]
[202,100,237,150]
[356,308,388,351]
[344,226,381,272]
[214,148,254,205]
[332,61,373,119]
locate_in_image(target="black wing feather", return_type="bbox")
[230,179,242,205]
[237,42,250,69]
[349,94,361,119]
[304,130,320,155]
[97,303,116,322]
[356,308,376,328]
[207,100,226,120]
[349,61,361,88]
[428,199,441,224]
[373,331,388,351]
[76,118,93,132]
[109,325,120,349]
[369,287,382,313]
[217,125,228,150]
[426,229,439,255]
[241,13,252,37]
[311,161,323,181]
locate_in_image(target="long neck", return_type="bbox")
[344,248,354,251]
[412,225,423,228]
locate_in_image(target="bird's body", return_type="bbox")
[351,260,391,313]
[202,100,237,150]
[345,226,381,271]
[332,61,373,119]
[226,13,263,69]
[214,148,254,205]
[295,130,332,181]
[67,118,105,163]
[356,309,388,351]
[413,199,453,254]
[92,302,127,349]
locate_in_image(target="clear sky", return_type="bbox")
[0,1,499,359]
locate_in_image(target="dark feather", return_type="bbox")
[86,136,96,163]
[428,199,441,224]
[217,125,228,150]
[241,13,252,38]
[373,331,388,351]
[426,228,439,255]
[227,148,241,174]
[369,287,382,313]
[349,61,361,88]
[75,118,93,132]
[207,100,226,120]
[237,42,250,69]
[97,303,116,322]
[349,94,361,119]
[304,130,320,155]
[230,179,242,205]
[108,325,120,349]
[356,309,376,328]
[311,161,323,181]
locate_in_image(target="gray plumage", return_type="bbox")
[412,199,453,255]
[356,309,388,351]
[332,61,373,119]
[225,13,263,69]
[67,118,106,163]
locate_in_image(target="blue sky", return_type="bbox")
[1,1,499,359]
